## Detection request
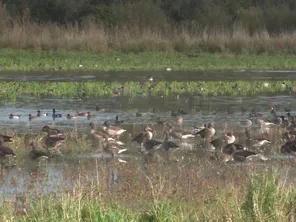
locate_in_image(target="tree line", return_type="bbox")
[1,0,296,34]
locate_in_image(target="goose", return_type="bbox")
[52,109,62,118]
[132,126,153,144]
[162,131,179,151]
[29,142,49,160]
[102,121,126,138]
[0,137,15,158]
[194,123,215,141]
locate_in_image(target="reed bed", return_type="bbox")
[2,22,296,54]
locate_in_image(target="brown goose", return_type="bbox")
[231,150,268,162]
[224,132,235,144]
[162,131,179,151]
[89,122,109,142]
[0,137,15,158]
[41,126,63,137]
[29,142,49,160]
[140,138,162,153]
[0,133,15,142]
[102,121,126,138]
[194,123,215,141]
[222,143,246,155]
[102,138,127,157]
[167,126,194,141]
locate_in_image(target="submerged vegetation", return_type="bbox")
[0,80,294,100]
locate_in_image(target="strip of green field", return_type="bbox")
[0,80,293,100]
[1,49,296,71]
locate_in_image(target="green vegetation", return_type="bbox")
[2,50,296,72]
[0,80,293,101]
[1,165,295,221]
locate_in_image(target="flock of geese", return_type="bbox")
[1,106,296,166]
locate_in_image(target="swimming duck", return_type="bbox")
[9,114,20,119]
[87,112,96,120]
[96,107,105,111]
[29,114,39,121]
[67,114,78,119]
[29,142,49,160]
[77,111,88,116]
[37,110,48,117]
[52,109,62,118]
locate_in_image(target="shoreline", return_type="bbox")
[1,49,296,72]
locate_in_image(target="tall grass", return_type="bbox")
[1,167,295,221]
[2,21,296,54]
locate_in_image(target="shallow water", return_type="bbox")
[1,70,296,82]
[0,71,295,205]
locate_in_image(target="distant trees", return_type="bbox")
[1,0,296,33]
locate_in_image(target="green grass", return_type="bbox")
[1,169,295,221]
[0,80,293,101]
[1,49,296,71]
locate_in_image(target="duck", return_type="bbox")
[0,137,16,158]
[29,114,39,121]
[194,123,215,141]
[37,110,48,117]
[41,125,63,137]
[132,126,153,144]
[96,107,105,111]
[29,142,49,160]
[67,114,78,119]
[102,121,126,138]
[87,112,96,120]
[52,109,62,118]
[9,114,20,119]
[77,111,88,116]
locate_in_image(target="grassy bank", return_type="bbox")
[1,166,295,221]
[0,80,293,101]
[1,50,296,72]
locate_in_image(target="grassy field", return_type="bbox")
[1,49,296,72]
